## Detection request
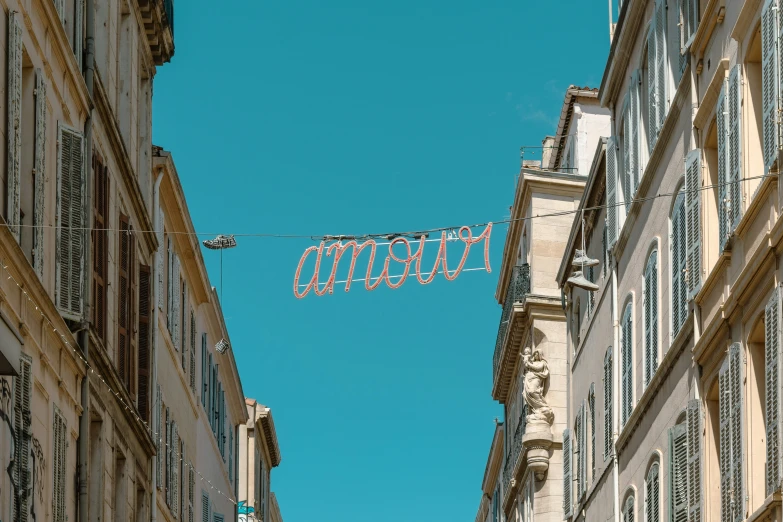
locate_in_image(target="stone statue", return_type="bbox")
[522,347,554,425]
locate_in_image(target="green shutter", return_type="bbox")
[670,424,688,522]
[563,428,572,518]
[686,400,703,522]
[604,347,613,460]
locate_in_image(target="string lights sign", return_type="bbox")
[293,223,493,298]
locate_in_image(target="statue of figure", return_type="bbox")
[522,347,554,425]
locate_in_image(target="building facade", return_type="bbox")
[237,399,281,522]
[475,422,504,522]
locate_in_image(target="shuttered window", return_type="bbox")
[644,251,659,388]
[172,254,181,348]
[672,190,687,337]
[588,266,595,314]
[717,82,729,252]
[607,137,619,248]
[179,441,185,520]
[166,407,171,507]
[117,215,136,395]
[188,464,195,522]
[172,423,179,518]
[201,493,209,522]
[622,303,634,427]
[624,496,635,522]
[201,333,208,407]
[53,406,67,522]
[228,426,234,485]
[604,347,613,460]
[181,282,188,367]
[589,383,596,481]
[766,286,781,495]
[670,423,688,522]
[623,70,642,212]
[190,309,196,393]
[563,428,572,518]
[762,0,780,171]
[7,12,22,241]
[56,124,85,319]
[138,264,151,422]
[719,343,744,522]
[156,385,162,488]
[727,66,743,232]
[14,354,32,522]
[645,463,660,522]
[167,237,173,332]
[157,215,165,311]
[679,0,699,51]
[685,150,702,296]
[575,406,583,501]
[647,0,668,150]
[687,400,703,522]
[92,155,109,341]
[74,0,84,70]
[33,70,47,278]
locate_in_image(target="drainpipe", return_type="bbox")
[607,100,620,522]
[150,167,164,522]
[77,2,96,522]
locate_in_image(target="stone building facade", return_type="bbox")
[237,399,282,522]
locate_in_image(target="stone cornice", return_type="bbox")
[598,0,643,108]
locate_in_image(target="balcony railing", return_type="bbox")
[502,408,527,493]
[493,263,531,384]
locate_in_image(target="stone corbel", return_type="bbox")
[522,423,553,481]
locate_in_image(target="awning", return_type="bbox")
[0,311,22,376]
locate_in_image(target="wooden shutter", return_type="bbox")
[172,254,180,348]
[182,283,188,368]
[622,305,633,426]
[604,347,613,460]
[33,70,47,278]
[53,406,67,522]
[201,333,208,407]
[208,354,214,430]
[190,309,196,393]
[166,408,171,506]
[589,382,596,480]
[167,237,173,331]
[221,389,226,459]
[719,355,731,522]
[763,0,780,171]
[92,156,108,341]
[670,423,688,522]
[157,212,165,310]
[7,12,22,241]
[138,264,151,422]
[563,428,572,518]
[118,215,131,390]
[646,463,660,522]
[581,400,587,497]
[228,426,233,484]
[14,355,32,522]
[180,441,185,520]
[202,494,209,522]
[717,83,729,252]
[622,96,632,212]
[156,385,162,488]
[647,24,658,151]
[624,496,635,522]
[672,192,685,336]
[606,137,619,247]
[766,286,782,495]
[188,465,195,522]
[654,0,667,130]
[74,0,84,70]
[644,252,658,387]
[685,150,702,296]
[729,343,743,521]
[686,400,703,522]
[630,70,641,193]
[727,66,743,230]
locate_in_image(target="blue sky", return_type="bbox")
[152,2,610,520]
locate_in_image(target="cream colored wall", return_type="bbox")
[530,190,581,297]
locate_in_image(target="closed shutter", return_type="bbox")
[138,264,151,422]
[7,12,22,241]
[166,408,171,506]
[670,423,688,522]
[173,254,180,348]
[167,237,173,330]
[622,305,633,427]
[624,496,635,522]
[172,423,179,518]
[762,0,779,171]
[190,309,196,392]
[580,400,587,498]
[56,124,85,319]
[719,356,731,522]
[92,157,108,341]
[188,466,195,522]
[201,494,209,522]
[672,191,686,336]
[766,286,782,495]
[647,24,658,151]
[630,70,641,194]
[180,442,185,520]
[563,428,572,518]
[118,216,131,391]
[604,347,613,460]
[729,343,743,521]
[686,399,703,522]
[53,406,67,522]
[33,70,47,278]
[74,0,84,70]
[654,0,667,131]
[14,355,32,522]
[182,283,188,368]
[622,97,632,212]
[201,333,208,407]
[646,463,660,522]
[685,150,702,296]
[156,385,162,488]
[229,426,233,484]
[157,213,164,310]
[607,137,619,247]
[575,406,582,499]
[644,252,658,387]
[717,83,729,252]
[208,353,214,429]
[728,66,743,230]
[589,382,596,480]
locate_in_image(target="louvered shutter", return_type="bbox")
[719,356,731,522]
[729,343,743,522]
[229,425,233,484]
[167,238,173,331]
[631,70,642,193]
[766,286,782,495]
[685,150,702,296]
[201,333,208,407]
[75,0,84,70]
[118,216,131,389]
[14,355,32,522]
[607,137,619,247]
[672,192,685,336]
[56,124,85,319]
[208,354,214,429]
[670,423,688,522]
[172,423,179,518]
[622,305,633,426]
[577,402,585,499]
[202,494,209,522]
[622,97,632,212]
[33,70,47,278]
[644,252,658,387]
[647,24,658,152]
[654,0,667,131]
[222,391,227,459]
[182,283,188,368]
[156,385,162,488]
[763,0,780,171]
[717,83,729,252]
[563,428,572,518]
[157,214,165,310]
[138,265,151,422]
[166,408,171,506]
[188,466,195,522]
[646,463,660,522]
[7,12,22,241]
[180,442,185,520]
[728,66,743,230]
[589,382,596,480]
[190,310,196,392]
[173,254,180,348]
[53,406,67,522]
[604,347,613,459]
[625,496,635,522]
[92,158,108,341]
[686,400,703,522]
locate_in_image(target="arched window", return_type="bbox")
[623,494,635,522]
[644,249,659,387]
[621,301,634,427]
[671,190,687,337]
[645,462,660,522]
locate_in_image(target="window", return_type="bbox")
[623,495,635,522]
[14,355,32,522]
[190,310,197,393]
[156,385,162,488]
[589,383,596,480]
[604,347,613,460]
[188,464,195,522]
[92,155,109,341]
[201,333,208,407]
[646,0,668,151]
[645,462,660,522]
[717,65,743,252]
[621,302,634,427]
[622,70,642,211]
[762,0,779,172]
[606,136,620,248]
[644,250,658,388]
[181,282,188,368]
[671,190,687,337]
[719,343,744,521]
[563,427,572,518]
[201,494,210,522]
[562,134,577,174]
[588,265,595,314]
[7,12,23,244]
[602,225,608,277]
[575,402,585,500]
[670,402,703,520]
[118,4,133,150]
[765,287,780,495]
[117,215,136,396]
[138,265,151,422]
[679,0,699,52]
[575,299,582,348]
[114,454,127,522]
[55,0,85,69]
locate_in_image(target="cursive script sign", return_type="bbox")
[293,223,492,298]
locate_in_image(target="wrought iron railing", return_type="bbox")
[493,264,531,384]
[502,408,527,493]
[162,0,174,36]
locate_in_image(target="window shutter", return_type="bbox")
[182,283,188,368]
[729,343,743,521]
[172,423,179,518]
[173,254,180,348]
[157,213,165,310]
[672,192,686,336]
[624,496,635,522]
[670,423,688,522]
[74,0,84,70]
[13,355,32,522]
[622,305,633,427]
[166,408,171,506]
[167,237,173,330]
[762,0,780,171]
[622,97,632,212]
[201,333,208,407]
[33,70,47,278]
[607,137,619,247]
[727,65,743,231]
[190,309,196,393]
[92,158,108,341]
[208,353,214,429]
[188,465,195,522]
[604,347,613,460]
[563,428,572,518]
[686,399,703,522]
[719,356,731,522]
[646,463,660,522]
[222,391,227,459]
[202,493,209,522]
[717,83,729,252]
[118,216,131,390]
[156,385,162,488]
[654,0,667,130]
[138,264,151,423]
[180,442,185,520]
[589,382,596,480]
[56,124,85,319]
[647,24,658,152]
[53,406,67,522]
[644,253,658,387]
[685,150,702,296]
[7,11,22,241]
[631,70,642,194]
[766,286,783,495]
[229,426,233,484]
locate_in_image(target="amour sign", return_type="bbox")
[293,223,493,298]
